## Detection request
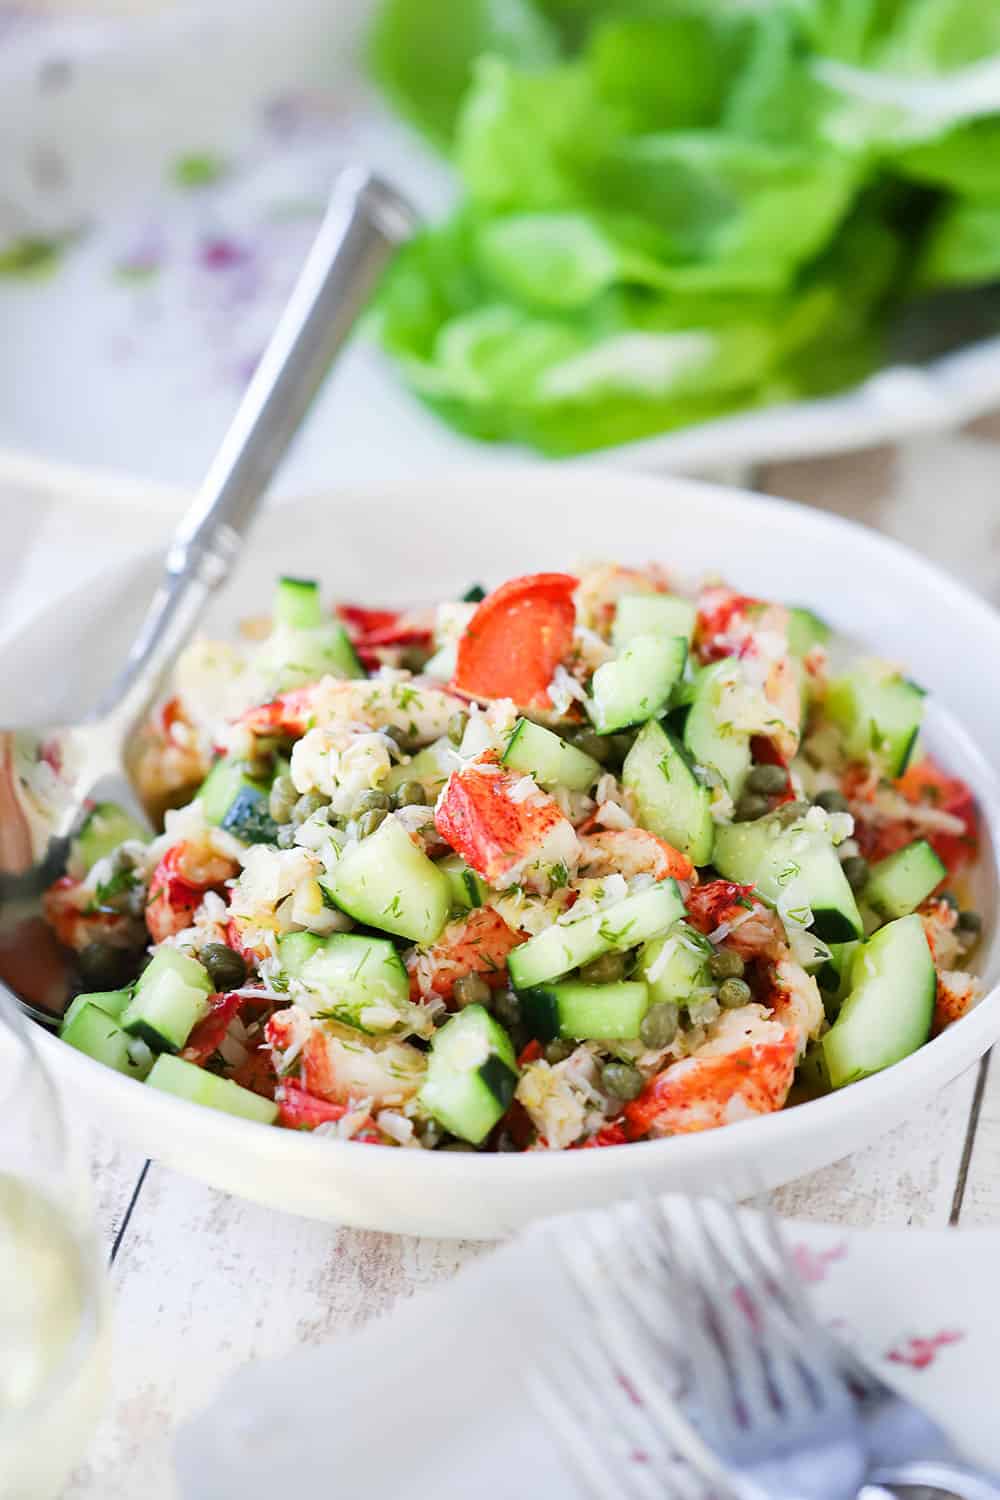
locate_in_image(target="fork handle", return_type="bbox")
[97,167,415,726]
[867,1460,1000,1500]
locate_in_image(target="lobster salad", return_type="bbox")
[48,565,984,1151]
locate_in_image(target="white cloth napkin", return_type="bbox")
[173,1215,594,1500]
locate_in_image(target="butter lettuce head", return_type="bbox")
[368,0,1000,456]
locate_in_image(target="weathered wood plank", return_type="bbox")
[66,1161,487,1500]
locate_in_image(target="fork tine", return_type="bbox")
[527,1352,634,1500]
[642,1196,758,1441]
[548,1220,689,1500]
[552,1207,740,1498]
[704,1197,846,1423]
[682,1196,788,1434]
[551,1212,731,1494]
[718,1204,858,1414]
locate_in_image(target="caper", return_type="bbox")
[957,909,982,936]
[544,1039,574,1065]
[419,1118,446,1150]
[292,790,328,826]
[382,725,407,748]
[268,774,298,824]
[579,951,626,985]
[734,792,770,823]
[639,1001,679,1050]
[355,789,391,814]
[392,780,428,809]
[452,973,492,1009]
[357,808,388,839]
[606,731,637,765]
[709,949,745,980]
[77,941,132,990]
[600,1060,644,1101]
[747,763,788,796]
[200,943,248,993]
[447,711,469,747]
[841,855,870,891]
[814,788,849,814]
[718,977,752,1008]
[775,800,810,826]
[567,728,612,765]
[494,990,522,1029]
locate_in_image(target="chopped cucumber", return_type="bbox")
[683,657,751,800]
[197,756,276,844]
[121,949,213,1053]
[612,594,696,648]
[331,814,450,945]
[797,1041,831,1094]
[501,717,600,792]
[423,642,457,681]
[70,801,146,876]
[712,812,863,943]
[508,882,684,991]
[257,620,364,689]
[640,923,712,1006]
[588,634,686,734]
[622,719,713,865]
[815,940,859,1019]
[418,1005,518,1144]
[146,1054,278,1124]
[864,839,945,921]
[61,987,132,1028]
[786,607,831,658]
[522,980,649,1042]
[274,576,323,629]
[60,1000,153,1079]
[438,853,487,910]
[277,931,324,978]
[295,933,410,1026]
[825,665,925,776]
[821,915,936,1088]
[384,738,454,797]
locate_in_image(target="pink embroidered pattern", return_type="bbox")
[885,1330,965,1370]
[790,1241,848,1285]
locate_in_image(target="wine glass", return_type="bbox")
[0,992,108,1499]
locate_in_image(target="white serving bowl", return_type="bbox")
[9,464,1000,1238]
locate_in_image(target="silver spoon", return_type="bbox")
[0,167,414,1027]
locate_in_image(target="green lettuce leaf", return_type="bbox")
[368,0,560,149]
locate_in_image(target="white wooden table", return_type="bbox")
[4,428,999,1500]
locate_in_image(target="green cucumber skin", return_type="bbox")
[72,802,146,875]
[522,980,649,1041]
[418,1005,518,1144]
[825,669,925,777]
[712,814,863,943]
[622,719,713,865]
[146,1054,278,1124]
[508,882,683,991]
[683,657,751,801]
[864,839,946,921]
[60,1002,152,1078]
[612,594,696,648]
[501,717,600,792]
[821,914,936,1089]
[274,576,323,629]
[588,634,686,735]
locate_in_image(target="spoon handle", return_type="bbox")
[98,168,414,723]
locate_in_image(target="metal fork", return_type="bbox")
[533,1199,866,1500]
[723,1210,1000,1499]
